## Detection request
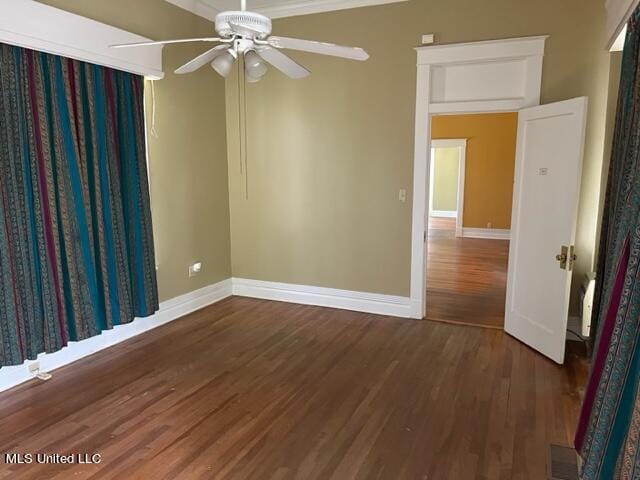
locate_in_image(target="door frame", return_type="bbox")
[429,139,467,237]
[409,36,548,319]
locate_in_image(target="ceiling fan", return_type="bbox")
[111,0,370,82]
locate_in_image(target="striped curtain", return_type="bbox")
[0,43,158,367]
[575,8,640,479]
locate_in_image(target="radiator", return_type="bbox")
[579,273,596,337]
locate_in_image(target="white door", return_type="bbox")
[505,97,588,364]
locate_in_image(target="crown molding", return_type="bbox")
[605,0,638,49]
[165,0,219,21]
[165,0,408,21]
[2,0,164,79]
[251,0,409,19]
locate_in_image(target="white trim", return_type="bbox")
[1,0,164,79]
[415,36,547,65]
[430,210,457,218]
[606,0,639,50]
[249,0,410,18]
[164,0,219,21]
[611,25,627,52]
[430,100,525,115]
[166,0,409,20]
[0,280,233,393]
[232,278,419,318]
[410,36,546,319]
[461,228,511,240]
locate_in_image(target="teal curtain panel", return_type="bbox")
[575,8,640,479]
[0,43,158,368]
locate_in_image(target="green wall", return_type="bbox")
[431,148,459,213]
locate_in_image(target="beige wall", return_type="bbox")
[227,0,612,300]
[38,0,231,301]
[431,148,459,213]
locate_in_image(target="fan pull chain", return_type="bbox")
[242,55,249,200]
[236,52,249,200]
[237,58,243,177]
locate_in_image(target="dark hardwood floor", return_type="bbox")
[0,296,586,480]
[426,217,510,329]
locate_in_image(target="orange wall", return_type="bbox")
[431,113,518,230]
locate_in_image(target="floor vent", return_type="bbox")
[547,444,579,480]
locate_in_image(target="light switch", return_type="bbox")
[399,189,407,203]
[421,34,435,45]
[189,262,202,277]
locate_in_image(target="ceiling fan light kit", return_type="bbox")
[211,49,237,78]
[244,50,268,78]
[110,0,369,82]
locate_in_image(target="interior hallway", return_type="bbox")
[426,217,510,328]
[0,296,586,480]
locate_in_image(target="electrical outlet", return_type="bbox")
[487,222,493,229]
[189,262,202,278]
[399,189,407,203]
[28,361,40,374]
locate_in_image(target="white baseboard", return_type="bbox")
[461,228,511,240]
[430,210,457,218]
[0,279,232,393]
[232,278,419,319]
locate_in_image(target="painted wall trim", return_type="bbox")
[164,0,219,21]
[1,0,164,79]
[431,210,457,218]
[606,0,639,49]
[461,228,511,240]
[232,278,420,318]
[415,36,548,65]
[0,280,233,393]
[165,0,409,20]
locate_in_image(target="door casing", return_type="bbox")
[410,36,548,319]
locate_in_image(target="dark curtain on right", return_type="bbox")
[575,8,640,479]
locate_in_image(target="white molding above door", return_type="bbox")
[1,0,164,79]
[411,36,546,319]
[165,0,409,20]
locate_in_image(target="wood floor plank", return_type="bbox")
[426,217,509,328]
[0,296,586,479]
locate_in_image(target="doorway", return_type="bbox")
[411,37,587,363]
[425,113,516,328]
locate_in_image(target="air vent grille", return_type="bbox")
[547,444,579,480]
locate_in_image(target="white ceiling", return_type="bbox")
[165,0,408,21]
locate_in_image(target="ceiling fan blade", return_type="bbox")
[257,47,310,79]
[174,44,231,74]
[229,21,264,39]
[111,37,223,49]
[267,36,369,61]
